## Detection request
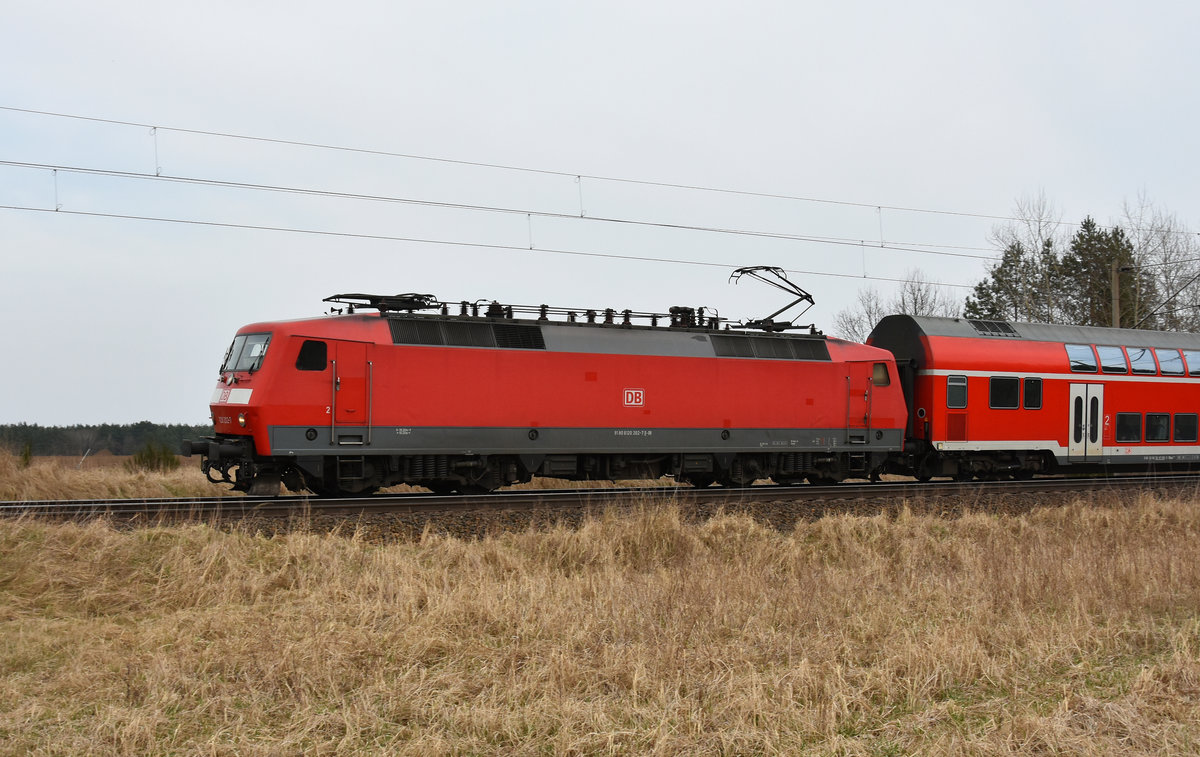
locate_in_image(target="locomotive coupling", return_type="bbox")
[180,437,252,461]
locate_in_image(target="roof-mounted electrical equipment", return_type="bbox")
[324,293,440,314]
[323,293,725,330]
[728,266,820,334]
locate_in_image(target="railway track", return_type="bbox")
[4,474,1199,523]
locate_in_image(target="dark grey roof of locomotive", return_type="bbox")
[386,313,835,361]
[540,323,718,357]
[870,314,1200,367]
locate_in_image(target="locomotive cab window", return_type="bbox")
[1066,344,1098,373]
[988,377,1019,409]
[1096,345,1128,374]
[222,333,272,372]
[295,340,328,371]
[1023,378,1043,409]
[1146,413,1170,442]
[1175,414,1199,443]
[871,362,891,386]
[947,375,967,409]
[221,335,245,371]
[1127,347,1157,375]
[1115,413,1142,443]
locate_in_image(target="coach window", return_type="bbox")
[1096,345,1128,374]
[947,375,967,409]
[295,340,328,371]
[1156,349,1184,376]
[872,362,891,386]
[1175,414,1199,443]
[1066,344,1098,372]
[989,377,1019,409]
[1127,347,1157,375]
[1023,378,1043,409]
[1184,350,1200,377]
[1115,413,1142,443]
[1146,413,1170,442]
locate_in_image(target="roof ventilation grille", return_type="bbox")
[968,319,1019,337]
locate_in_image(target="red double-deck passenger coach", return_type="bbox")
[870,314,1200,480]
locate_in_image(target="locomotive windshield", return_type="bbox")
[221,333,272,372]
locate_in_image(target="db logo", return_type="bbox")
[623,388,645,407]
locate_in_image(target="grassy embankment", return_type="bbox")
[0,450,668,501]
[0,450,228,500]
[1,451,1198,754]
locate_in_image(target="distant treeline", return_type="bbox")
[0,422,214,457]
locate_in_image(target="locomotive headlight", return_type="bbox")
[238,413,247,427]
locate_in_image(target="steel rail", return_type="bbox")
[3,474,1198,521]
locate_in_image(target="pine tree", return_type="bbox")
[1059,217,1155,328]
[963,239,1062,323]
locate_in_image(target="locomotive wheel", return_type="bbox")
[247,472,282,497]
[915,452,939,483]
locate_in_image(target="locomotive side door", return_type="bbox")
[845,361,873,444]
[1068,383,1104,461]
[330,341,372,446]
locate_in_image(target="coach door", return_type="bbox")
[330,341,373,446]
[1068,383,1104,461]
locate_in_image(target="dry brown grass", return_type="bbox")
[1,492,1198,755]
[0,451,231,501]
[1,450,674,501]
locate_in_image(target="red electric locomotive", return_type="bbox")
[869,314,1200,480]
[184,291,907,496]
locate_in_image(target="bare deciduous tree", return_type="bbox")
[967,191,1068,323]
[1122,192,1200,331]
[833,270,960,342]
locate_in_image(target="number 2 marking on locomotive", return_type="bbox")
[326,406,331,414]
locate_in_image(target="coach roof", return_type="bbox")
[871,314,1200,350]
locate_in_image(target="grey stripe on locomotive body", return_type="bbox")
[270,426,904,456]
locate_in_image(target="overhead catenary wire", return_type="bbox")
[17,104,1197,301]
[0,159,998,262]
[5,104,1196,240]
[0,203,978,290]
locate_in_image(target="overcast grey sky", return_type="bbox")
[3,1,1198,425]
